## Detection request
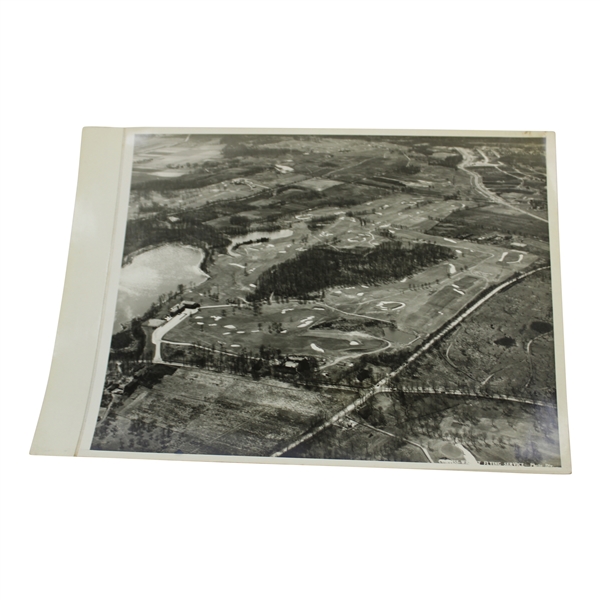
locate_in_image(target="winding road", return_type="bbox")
[455,147,549,224]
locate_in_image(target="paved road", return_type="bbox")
[405,439,434,463]
[455,443,478,465]
[151,309,196,362]
[455,147,549,224]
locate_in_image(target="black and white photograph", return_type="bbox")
[3,1,598,599]
[82,130,569,471]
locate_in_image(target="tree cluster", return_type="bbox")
[123,214,230,258]
[428,154,462,168]
[247,241,455,302]
[109,317,146,361]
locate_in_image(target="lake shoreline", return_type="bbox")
[114,244,209,333]
[123,241,208,267]
[115,229,294,333]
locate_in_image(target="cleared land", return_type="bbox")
[93,368,358,455]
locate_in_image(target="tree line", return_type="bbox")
[123,213,230,258]
[161,342,321,386]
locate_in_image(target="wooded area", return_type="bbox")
[123,214,230,258]
[247,241,455,301]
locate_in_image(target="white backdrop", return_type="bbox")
[1,1,598,599]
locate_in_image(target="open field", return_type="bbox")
[162,302,389,359]
[92,368,357,456]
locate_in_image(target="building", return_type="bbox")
[181,300,200,309]
[169,303,184,316]
[274,164,294,174]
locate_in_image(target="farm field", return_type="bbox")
[429,203,550,242]
[95,132,565,470]
[92,368,358,456]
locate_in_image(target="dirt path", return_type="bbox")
[321,336,393,370]
[523,331,552,390]
[356,420,435,462]
[377,386,553,408]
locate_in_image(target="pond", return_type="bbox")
[530,321,553,334]
[112,244,207,332]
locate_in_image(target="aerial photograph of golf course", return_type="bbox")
[91,131,565,470]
